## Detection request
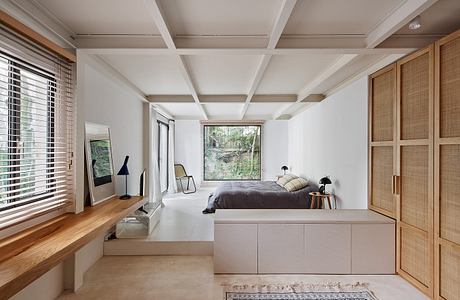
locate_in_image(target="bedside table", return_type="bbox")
[309,192,336,209]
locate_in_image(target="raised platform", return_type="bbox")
[214,209,395,274]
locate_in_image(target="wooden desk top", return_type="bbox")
[0,196,147,299]
[214,209,395,224]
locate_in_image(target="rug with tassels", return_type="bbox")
[223,282,378,300]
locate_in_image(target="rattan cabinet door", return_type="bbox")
[435,30,460,300]
[396,46,434,297]
[368,64,397,218]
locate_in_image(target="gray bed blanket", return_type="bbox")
[203,181,318,213]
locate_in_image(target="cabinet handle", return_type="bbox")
[391,175,395,194]
[395,175,401,195]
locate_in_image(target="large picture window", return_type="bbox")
[203,125,261,181]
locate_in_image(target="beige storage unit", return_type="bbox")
[369,28,460,299]
[214,209,395,275]
[434,30,460,300]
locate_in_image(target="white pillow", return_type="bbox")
[276,174,298,187]
[284,177,309,192]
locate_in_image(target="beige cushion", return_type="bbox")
[284,177,309,192]
[276,174,298,187]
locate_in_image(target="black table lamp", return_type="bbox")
[281,166,288,175]
[117,156,131,200]
[319,176,332,195]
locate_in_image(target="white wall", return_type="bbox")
[262,120,289,180]
[174,120,288,184]
[78,55,145,199]
[175,120,203,185]
[288,76,368,209]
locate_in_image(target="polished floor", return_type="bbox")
[149,186,215,241]
[58,256,429,300]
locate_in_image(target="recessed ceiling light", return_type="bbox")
[409,16,422,30]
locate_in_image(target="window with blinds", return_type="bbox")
[0,27,74,230]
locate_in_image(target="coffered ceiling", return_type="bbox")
[3,0,459,120]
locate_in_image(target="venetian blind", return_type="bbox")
[0,25,74,230]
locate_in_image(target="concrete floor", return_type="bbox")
[150,187,215,241]
[58,256,429,300]
[65,188,429,299]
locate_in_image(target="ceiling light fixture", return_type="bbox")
[408,16,422,30]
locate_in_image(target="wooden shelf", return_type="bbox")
[0,196,147,299]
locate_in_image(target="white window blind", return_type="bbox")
[0,25,74,230]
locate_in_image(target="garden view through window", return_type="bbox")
[204,125,261,181]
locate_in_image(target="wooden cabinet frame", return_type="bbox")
[368,64,397,218]
[434,29,460,300]
[395,45,434,298]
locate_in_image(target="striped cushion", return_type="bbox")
[276,174,298,187]
[284,177,309,192]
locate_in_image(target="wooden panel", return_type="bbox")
[400,226,430,286]
[258,224,305,273]
[372,67,395,142]
[0,196,147,299]
[400,52,430,140]
[400,146,429,231]
[214,224,257,274]
[435,29,460,300]
[0,11,76,63]
[305,224,351,274]
[440,244,460,299]
[352,224,395,274]
[439,145,460,245]
[370,146,395,214]
[439,36,460,138]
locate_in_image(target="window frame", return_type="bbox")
[202,124,262,181]
[1,51,56,212]
[157,120,169,193]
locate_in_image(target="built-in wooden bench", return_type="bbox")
[0,196,147,299]
[214,209,395,274]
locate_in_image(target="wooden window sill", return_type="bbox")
[0,196,147,299]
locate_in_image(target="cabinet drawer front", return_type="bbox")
[352,224,395,274]
[258,224,305,273]
[214,224,257,273]
[305,224,351,274]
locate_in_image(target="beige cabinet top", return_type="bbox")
[214,209,395,224]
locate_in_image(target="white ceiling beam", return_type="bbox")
[272,54,357,119]
[240,0,297,119]
[240,55,272,119]
[80,47,416,56]
[296,54,357,101]
[366,0,438,48]
[142,0,208,119]
[267,0,297,50]
[147,94,298,103]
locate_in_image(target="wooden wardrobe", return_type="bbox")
[369,28,460,300]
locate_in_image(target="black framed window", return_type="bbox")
[157,121,169,193]
[0,52,56,211]
[203,125,261,181]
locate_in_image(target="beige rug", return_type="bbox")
[222,282,378,300]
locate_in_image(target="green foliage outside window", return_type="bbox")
[204,125,261,180]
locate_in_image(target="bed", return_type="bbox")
[203,181,318,213]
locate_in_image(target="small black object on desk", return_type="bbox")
[117,156,131,200]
